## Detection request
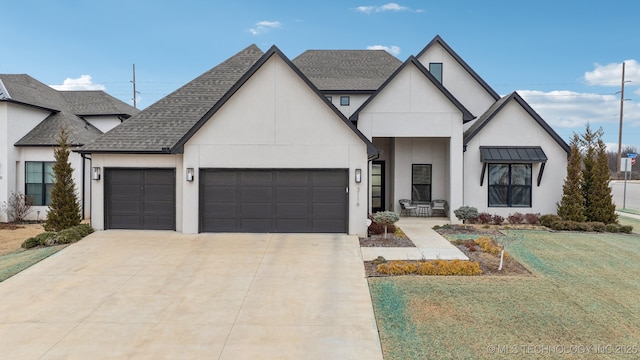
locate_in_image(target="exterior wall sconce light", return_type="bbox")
[186,168,195,182]
[92,167,101,180]
[355,168,362,183]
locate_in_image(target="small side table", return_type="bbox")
[417,204,431,217]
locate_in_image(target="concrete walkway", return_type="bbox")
[360,217,468,261]
[0,231,382,359]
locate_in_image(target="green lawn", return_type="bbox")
[0,245,67,282]
[369,230,640,359]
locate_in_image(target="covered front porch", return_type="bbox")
[369,137,462,220]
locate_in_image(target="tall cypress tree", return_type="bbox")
[580,124,598,218]
[585,137,617,223]
[557,133,586,221]
[45,129,81,231]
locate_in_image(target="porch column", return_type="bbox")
[449,134,464,223]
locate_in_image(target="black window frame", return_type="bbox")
[487,163,532,207]
[340,96,350,106]
[25,161,55,206]
[429,62,443,83]
[411,164,432,204]
[326,95,332,102]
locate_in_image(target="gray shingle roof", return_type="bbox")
[60,91,139,116]
[1,74,138,146]
[79,44,264,153]
[293,50,402,92]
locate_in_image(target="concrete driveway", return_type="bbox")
[0,231,383,359]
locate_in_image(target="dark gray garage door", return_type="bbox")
[105,169,176,230]
[201,169,348,233]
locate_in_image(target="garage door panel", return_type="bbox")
[277,187,308,202]
[313,203,345,218]
[276,219,310,232]
[106,169,175,230]
[201,169,347,233]
[313,187,346,202]
[240,203,272,217]
[240,171,273,185]
[277,203,309,218]
[240,187,272,201]
[240,219,272,232]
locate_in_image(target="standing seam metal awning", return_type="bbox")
[479,146,548,186]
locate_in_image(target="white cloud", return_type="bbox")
[584,59,640,86]
[367,45,401,56]
[356,3,417,14]
[50,75,105,91]
[249,20,281,35]
[518,89,640,130]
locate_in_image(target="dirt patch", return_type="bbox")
[0,223,45,256]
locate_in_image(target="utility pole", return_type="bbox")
[132,64,138,109]
[616,62,626,178]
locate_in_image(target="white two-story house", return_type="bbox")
[77,35,569,236]
[0,74,139,222]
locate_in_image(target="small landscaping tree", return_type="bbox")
[45,129,81,232]
[1,191,33,223]
[453,206,478,224]
[373,211,400,239]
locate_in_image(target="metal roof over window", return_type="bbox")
[480,146,547,163]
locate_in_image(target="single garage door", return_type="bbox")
[201,169,348,233]
[105,169,176,230]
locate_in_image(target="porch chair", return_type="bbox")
[399,199,417,217]
[431,199,448,217]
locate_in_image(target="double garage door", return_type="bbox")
[105,168,348,233]
[201,169,348,233]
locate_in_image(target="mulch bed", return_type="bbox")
[363,224,532,277]
[0,223,24,230]
[359,234,415,247]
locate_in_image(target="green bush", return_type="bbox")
[540,214,562,228]
[21,232,57,249]
[72,224,94,237]
[591,222,606,232]
[21,237,42,249]
[605,223,619,233]
[619,225,633,234]
[55,227,83,244]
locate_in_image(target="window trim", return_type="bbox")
[25,161,55,206]
[487,163,532,207]
[411,164,432,204]
[340,96,350,106]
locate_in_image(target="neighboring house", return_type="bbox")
[0,74,139,222]
[78,35,569,236]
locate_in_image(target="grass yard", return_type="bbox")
[369,230,640,359]
[0,246,67,282]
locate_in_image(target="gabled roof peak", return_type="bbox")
[416,35,500,100]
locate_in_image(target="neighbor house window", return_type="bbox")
[429,63,443,83]
[326,95,332,102]
[25,161,55,206]
[340,96,350,106]
[488,164,532,207]
[411,164,432,203]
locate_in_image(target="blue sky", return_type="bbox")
[3,1,640,153]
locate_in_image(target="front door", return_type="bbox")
[371,161,385,213]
